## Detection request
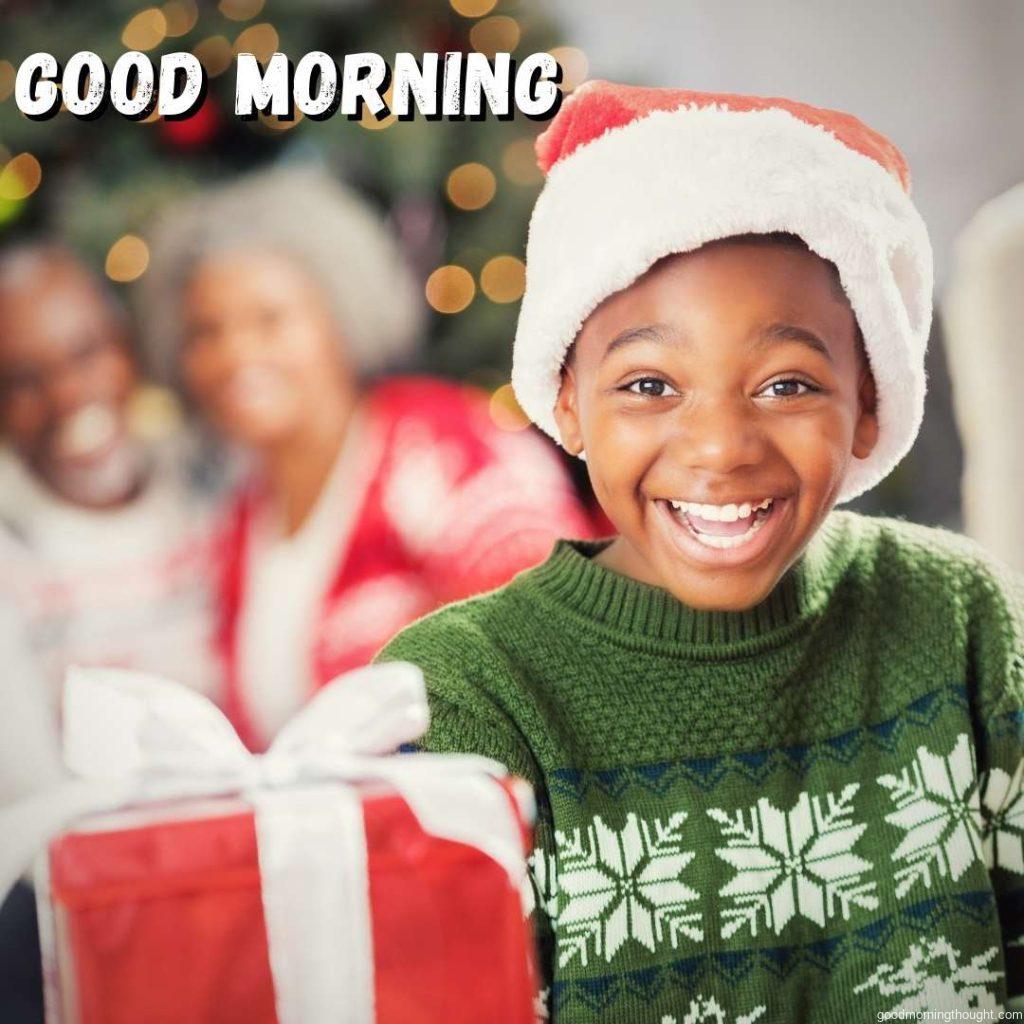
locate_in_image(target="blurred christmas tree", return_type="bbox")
[0,0,589,387]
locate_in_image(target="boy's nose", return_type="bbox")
[669,398,767,476]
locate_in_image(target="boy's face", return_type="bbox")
[554,238,878,612]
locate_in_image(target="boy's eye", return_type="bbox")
[759,378,818,398]
[624,377,679,398]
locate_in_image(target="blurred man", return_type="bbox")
[0,241,221,718]
[0,242,222,1022]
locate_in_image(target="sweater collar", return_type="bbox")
[527,513,854,651]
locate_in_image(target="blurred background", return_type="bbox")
[0,0,1021,542]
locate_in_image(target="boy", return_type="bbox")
[378,83,1024,1020]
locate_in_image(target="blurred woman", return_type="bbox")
[142,164,593,751]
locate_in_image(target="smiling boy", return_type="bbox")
[561,233,875,614]
[377,83,1024,1020]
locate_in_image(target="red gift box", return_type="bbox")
[38,782,537,1024]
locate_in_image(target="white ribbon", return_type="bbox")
[0,661,530,1024]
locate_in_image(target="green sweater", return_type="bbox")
[377,511,1024,1022]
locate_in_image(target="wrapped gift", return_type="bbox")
[1,663,537,1024]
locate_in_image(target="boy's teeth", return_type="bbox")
[664,496,776,549]
[667,497,773,521]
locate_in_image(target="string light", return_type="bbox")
[489,384,530,432]
[193,36,233,78]
[425,265,475,314]
[162,0,198,37]
[450,0,497,16]
[501,137,542,186]
[0,154,42,202]
[480,255,525,304]
[0,60,15,103]
[446,162,496,211]
[219,0,265,21]
[105,235,150,283]
[122,8,168,51]
[549,46,589,92]
[233,23,279,63]
[469,16,520,58]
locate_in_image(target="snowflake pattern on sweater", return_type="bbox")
[981,756,1024,873]
[853,935,1002,1012]
[879,733,985,898]
[521,731,1021,1020]
[554,812,703,967]
[659,996,766,1023]
[532,736,1024,968]
[707,783,878,938]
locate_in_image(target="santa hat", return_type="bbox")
[511,81,933,503]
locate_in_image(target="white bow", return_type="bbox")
[2,662,531,1024]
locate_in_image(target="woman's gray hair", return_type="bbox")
[139,163,424,386]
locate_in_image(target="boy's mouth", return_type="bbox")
[654,495,789,567]
[668,497,774,549]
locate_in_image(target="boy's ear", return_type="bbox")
[553,363,585,457]
[851,363,880,460]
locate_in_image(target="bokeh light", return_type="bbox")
[162,0,198,37]
[0,154,43,202]
[219,0,265,21]
[127,385,184,441]
[549,46,590,92]
[489,384,530,432]
[259,109,304,132]
[0,60,15,103]
[105,235,150,283]
[425,265,475,314]
[193,36,233,78]
[122,8,168,51]
[470,16,521,58]
[480,255,526,303]
[450,0,497,16]
[359,109,396,130]
[501,137,542,186]
[446,162,497,211]
[219,0,266,21]
[233,23,279,63]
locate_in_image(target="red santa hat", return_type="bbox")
[511,81,933,503]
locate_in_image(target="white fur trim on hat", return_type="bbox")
[511,104,933,503]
